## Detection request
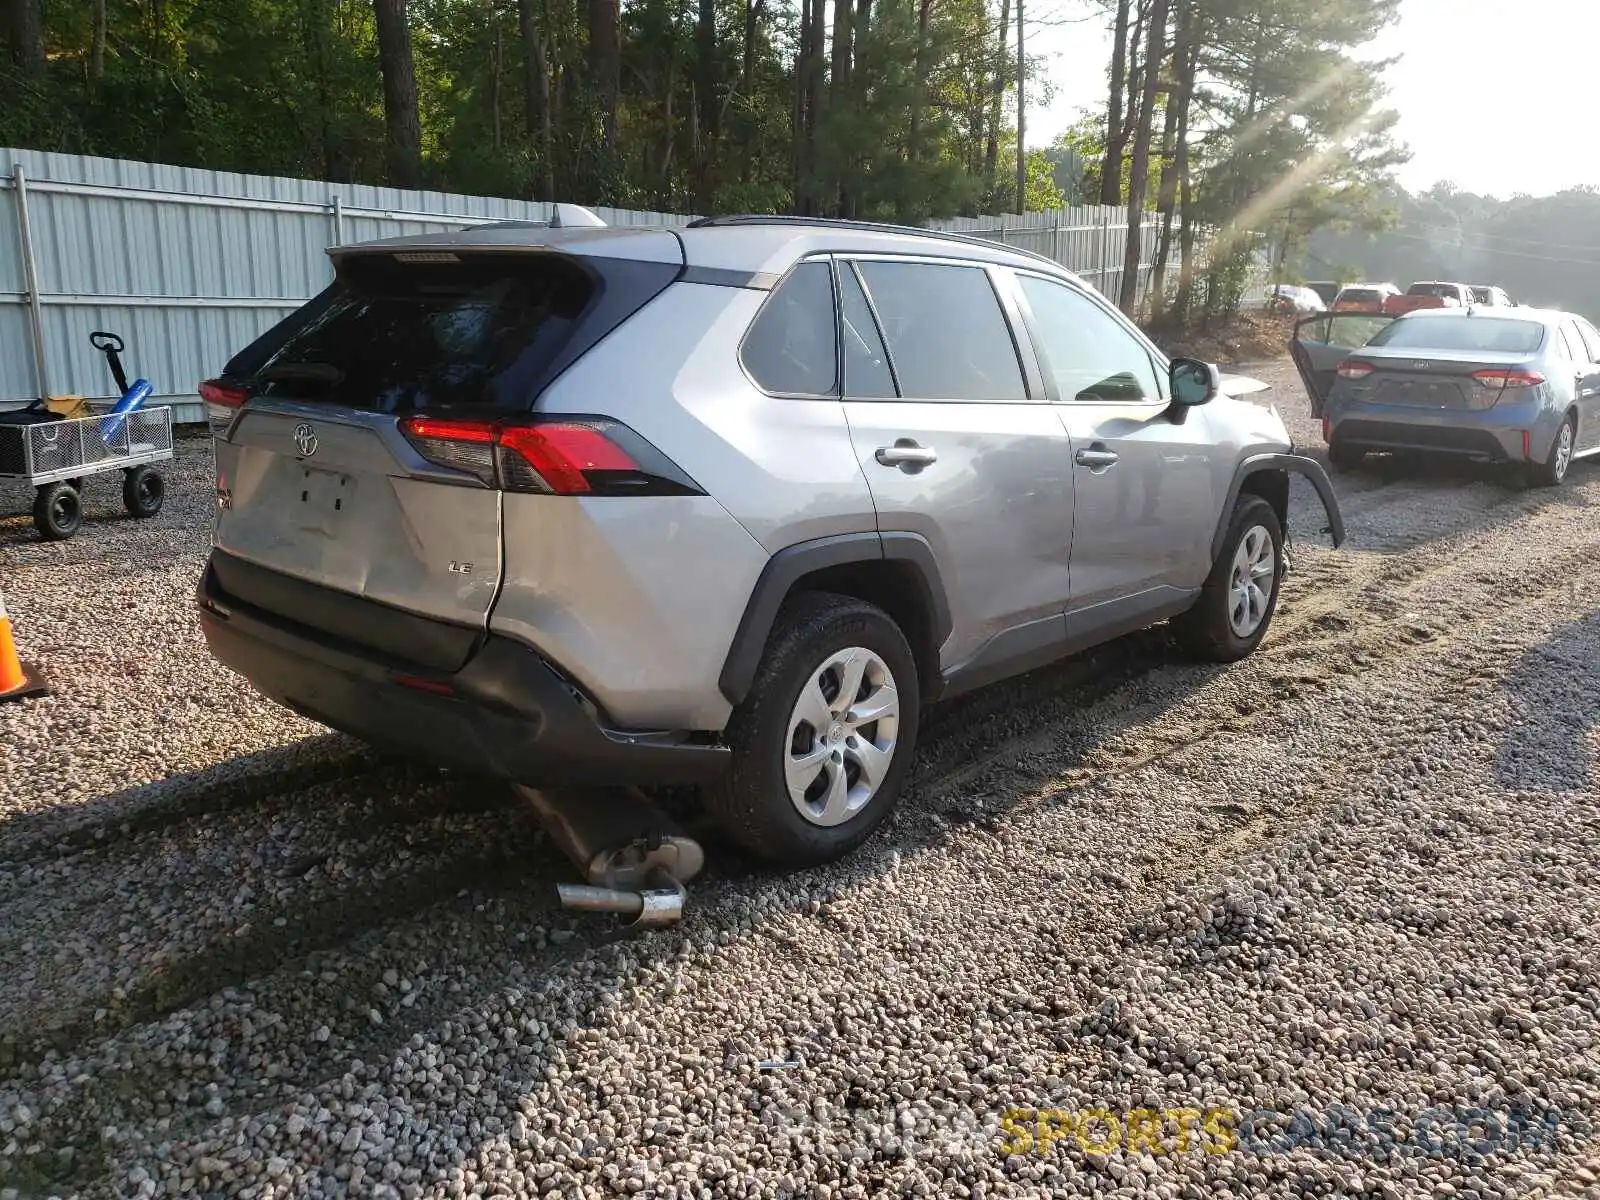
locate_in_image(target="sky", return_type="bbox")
[1027,0,1594,200]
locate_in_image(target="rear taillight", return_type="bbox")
[1471,368,1545,389]
[200,379,248,436]
[1335,360,1373,380]
[398,415,702,497]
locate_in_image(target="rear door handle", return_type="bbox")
[875,440,938,470]
[1074,446,1120,468]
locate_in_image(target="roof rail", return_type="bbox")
[684,213,1067,271]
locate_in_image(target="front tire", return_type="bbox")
[708,592,920,866]
[33,482,82,541]
[1173,495,1284,663]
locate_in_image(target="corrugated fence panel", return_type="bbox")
[0,147,1211,419]
[0,177,29,404]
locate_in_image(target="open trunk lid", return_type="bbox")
[208,236,684,670]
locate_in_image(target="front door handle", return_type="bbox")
[1074,445,1120,469]
[875,439,938,470]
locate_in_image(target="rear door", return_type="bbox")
[837,255,1074,675]
[211,244,677,664]
[1291,314,1395,412]
[1566,318,1600,452]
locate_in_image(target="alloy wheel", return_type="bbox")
[784,647,901,827]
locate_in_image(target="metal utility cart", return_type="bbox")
[0,332,173,541]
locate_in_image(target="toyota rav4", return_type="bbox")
[196,210,1345,866]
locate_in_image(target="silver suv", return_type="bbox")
[196,211,1345,866]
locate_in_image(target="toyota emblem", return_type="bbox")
[292,422,318,457]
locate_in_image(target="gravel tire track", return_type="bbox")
[5,366,1600,1198]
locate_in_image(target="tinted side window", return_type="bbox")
[1016,274,1163,403]
[839,263,897,398]
[1576,319,1600,363]
[741,261,838,396]
[853,261,1027,401]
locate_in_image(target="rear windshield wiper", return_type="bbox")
[256,361,346,384]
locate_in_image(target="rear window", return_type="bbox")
[244,254,595,413]
[1405,283,1457,298]
[1366,316,1545,354]
[1339,288,1380,301]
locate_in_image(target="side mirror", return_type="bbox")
[1170,357,1220,408]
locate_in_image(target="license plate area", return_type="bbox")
[297,466,355,535]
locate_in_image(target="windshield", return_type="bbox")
[1366,316,1545,354]
[1470,287,1492,303]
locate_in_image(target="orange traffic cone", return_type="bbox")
[0,586,48,703]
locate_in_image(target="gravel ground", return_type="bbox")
[3,363,1600,1199]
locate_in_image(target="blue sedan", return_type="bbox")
[1291,307,1600,486]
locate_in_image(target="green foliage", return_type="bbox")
[0,0,1057,221]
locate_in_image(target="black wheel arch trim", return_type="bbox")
[1210,452,1346,562]
[718,531,954,706]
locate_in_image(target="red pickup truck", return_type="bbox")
[1382,281,1471,315]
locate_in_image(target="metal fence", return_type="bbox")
[0,147,1199,423]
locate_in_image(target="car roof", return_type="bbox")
[326,212,1084,285]
[1400,305,1564,323]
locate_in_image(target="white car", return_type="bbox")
[1245,285,1326,316]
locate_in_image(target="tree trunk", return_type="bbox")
[90,0,108,83]
[1149,0,1189,310]
[372,0,424,190]
[982,0,1009,201]
[1158,18,1196,316]
[907,0,933,164]
[1117,0,1168,314]
[2,0,45,72]
[1173,29,1199,322]
[800,0,825,209]
[1098,0,1130,205]
[792,0,813,211]
[740,0,763,182]
[489,7,504,152]
[692,0,719,209]
[589,0,621,153]
[518,0,555,199]
[301,0,346,181]
[1115,0,1144,158]
[828,0,853,214]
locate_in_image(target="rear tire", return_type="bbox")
[33,482,82,541]
[1173,495,1283,663]
[1528,413,1575,488]
[122,465,164,517]
[708,592,920,866]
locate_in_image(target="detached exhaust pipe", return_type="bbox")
[556,870,687,928]
[517,785,704,929]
